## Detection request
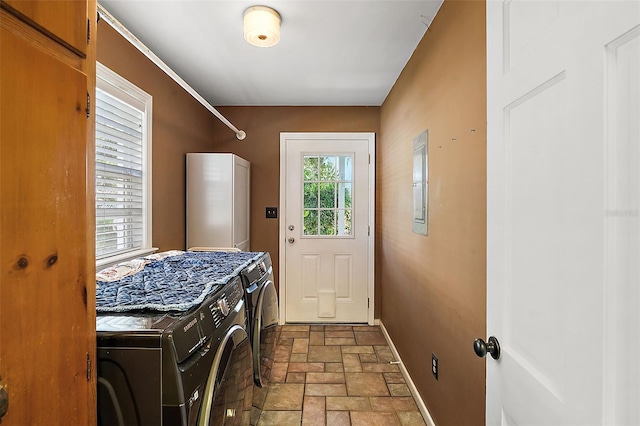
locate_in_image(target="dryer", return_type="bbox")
[239,252,279,387]
[97,276,257,425]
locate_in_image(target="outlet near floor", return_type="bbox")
[432,353,438,380]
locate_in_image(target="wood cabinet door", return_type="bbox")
[0,23,92,425]
[1,0,87,55]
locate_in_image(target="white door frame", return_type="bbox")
[279,132,376,325]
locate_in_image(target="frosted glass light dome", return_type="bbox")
[243,6,281,48]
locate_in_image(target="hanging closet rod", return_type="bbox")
[97,4,246,140]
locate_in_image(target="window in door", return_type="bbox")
[302,154,353,236]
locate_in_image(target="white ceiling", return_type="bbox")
[98,1,444,106]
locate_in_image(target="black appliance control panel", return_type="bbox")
[170,311,204,363]
[242,253,272,286]
[198,277,244,338]
[170,277,244,363]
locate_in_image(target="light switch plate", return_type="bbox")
[266,207,277,219]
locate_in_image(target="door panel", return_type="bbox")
[280,133,374,324]
[233,156,250,251]
[1,0,87,56]
[487,1,639,424]
[603,23,640,425]
[0,24,91,425]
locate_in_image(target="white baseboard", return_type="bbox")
[379,321,436,426]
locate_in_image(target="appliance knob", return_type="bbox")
[217,298,230,317]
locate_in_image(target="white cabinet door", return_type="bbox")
[233,155,251,251]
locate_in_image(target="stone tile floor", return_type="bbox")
[256,324,427,426]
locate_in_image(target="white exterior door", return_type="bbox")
[280,133,375,324]
[487,1,639,424]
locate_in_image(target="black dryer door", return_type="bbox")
[198,325,255,426]
[252,279,278,387]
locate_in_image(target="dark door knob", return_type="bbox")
[474,336,501,360]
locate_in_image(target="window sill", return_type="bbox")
[96,247,159,272]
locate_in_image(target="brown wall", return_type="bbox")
[207,107,380,307]
[378,1,486,424]
[97,21,225,251]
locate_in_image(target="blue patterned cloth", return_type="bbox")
[96,251,263,313]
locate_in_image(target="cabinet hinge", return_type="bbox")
[368,225,370,236]
[86,92,91,119]
[367,298,370,309]
[368,154,371,164]
[87,18,91,44]
[86,353,91,381]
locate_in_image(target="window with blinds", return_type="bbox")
[95,63,152,262]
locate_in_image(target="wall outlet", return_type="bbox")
[432,353,438,380]
[265,207,278,219]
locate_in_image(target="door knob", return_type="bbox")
[474,336,501,360]
[0,382,8,419]
[287,237,295,244]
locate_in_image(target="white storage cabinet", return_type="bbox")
[186,153,250,250]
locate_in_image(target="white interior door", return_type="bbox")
[280,133,375,324]
[487,1,639,424]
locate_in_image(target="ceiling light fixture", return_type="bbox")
[243,6,281,48]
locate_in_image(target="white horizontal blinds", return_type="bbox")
[95,88,144,259]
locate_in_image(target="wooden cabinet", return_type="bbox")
[1,0,88,55]
[0,1,96,424]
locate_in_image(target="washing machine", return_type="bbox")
[239,252,279,387]
[97,276,257,425]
